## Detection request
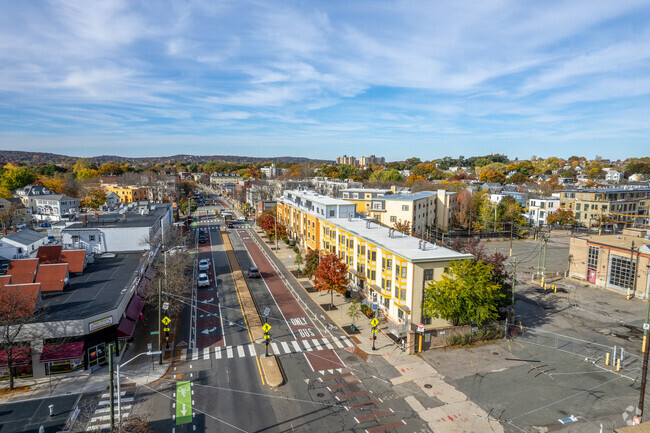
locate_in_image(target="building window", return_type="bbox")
[423,269,433,281]
[401,266,407,278]
[400,287,406,301]
[383,297,390,309]
[329,210,335,217]
[402,205,409,211]
[609,255,636,290]
[89,235,96,242]
[390,216,397,222]
[587,246,598,271]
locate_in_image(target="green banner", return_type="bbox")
[175,380,192,425]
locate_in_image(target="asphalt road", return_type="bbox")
[0,394,80,433]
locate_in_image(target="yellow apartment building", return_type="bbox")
[103,185,149,204]
[277,190,472,340]
[558,187,650,229]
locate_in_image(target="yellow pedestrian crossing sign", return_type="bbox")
[262,323,272,333]
[162,316,171,326]
[370,318,379,327]
[264,334,271,340]
[371,329,378,334]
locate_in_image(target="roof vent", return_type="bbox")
[422,241,427,251]
[418,240,423,249]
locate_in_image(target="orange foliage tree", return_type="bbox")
[479,169,506,184]
[313,252,349,309]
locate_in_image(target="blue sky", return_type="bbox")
[1,0,649,161]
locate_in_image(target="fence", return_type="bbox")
[506,324,643,377]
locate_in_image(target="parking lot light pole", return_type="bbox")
[117,351,162,430]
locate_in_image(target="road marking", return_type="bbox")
[323,339,334,349]
[95,405,132,414]
[191,349,199,361]
[271,342,279,354]
[215,347,222,359]
[97,397,133,406]
[302,340,312,351]
[100,392,126,398]
[248,344,257,356]
[237,346,245,357]
[176,381,192,426]
[281,342,291,353]
[292,341,303,352]
[226,346,233,358]
[312,340,322,350]
[341,336,354,347]
[203,349,210,360]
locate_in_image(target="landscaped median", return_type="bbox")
[221,228,284,387]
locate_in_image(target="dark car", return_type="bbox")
[227,223,234,228]
[199,235,207,243]
[248,267,260,278]
[39,222,51,228]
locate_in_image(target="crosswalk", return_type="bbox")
[182,335,355,361]
[85,390,135,432]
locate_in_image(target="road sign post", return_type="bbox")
[370,318,379,351]
[262,323,272,357]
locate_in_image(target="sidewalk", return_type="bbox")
[254,226,505,433]
[0,308,171,404]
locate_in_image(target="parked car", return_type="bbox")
[47,236,56,244]
[39,222,51,227]
[199,235,207,243]
[197,273,210,287]
[227,223,234,228]
[15,223,27,229]
[198,259,210,271]
[248,267,260,278]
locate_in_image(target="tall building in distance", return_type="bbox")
[335,155,357,165]
[335,155,385,167]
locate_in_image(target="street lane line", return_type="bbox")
[214,347,222,359]
[237,345,245,357]
[292,341,302,352]
[271,342,279,354]
[323,339,334,349]
[248,344,257,356]
[281,341,291,354]
[226,346,233,358]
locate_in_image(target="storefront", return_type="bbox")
[40,342,85,375]
[117,295,145,350]
[0,347,33,380]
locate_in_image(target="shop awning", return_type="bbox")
[369,284,391,298]
[118,317,137,340]
[0,347,31,367]
[349,269,365,279]
[395,303,411,314]
[125,296,145,321]
[40,342,84,363]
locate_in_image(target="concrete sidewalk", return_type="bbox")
[252,225,505,433]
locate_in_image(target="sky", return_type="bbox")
[1,0,649,161]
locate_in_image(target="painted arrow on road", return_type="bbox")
[176,381,192,425]
[200,298,214,304]
[201,327,217,335]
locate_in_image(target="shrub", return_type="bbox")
[292,246,299,253]
[446,327,504,347]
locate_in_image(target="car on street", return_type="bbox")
[198,259,210,271]
[227,223,234,228]
[39,222,51,227]
[248,267,260,278]
[197,273,210,287]
[15,223,27,229]
[199,234,207,243]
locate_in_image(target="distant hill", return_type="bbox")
[0,150,331,165]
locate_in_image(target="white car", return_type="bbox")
[198,259,210,271]
[197,274,210,288]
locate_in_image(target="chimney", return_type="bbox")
[418,239,422,249]
[122,213,127,222]
[82,215,87,227]
[94,213,99,222]
[1,227,6,236]
[12,225,16,233]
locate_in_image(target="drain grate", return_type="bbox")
[316,393,325,397]
[424,384,432,389]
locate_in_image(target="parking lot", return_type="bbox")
[421,232,649,432]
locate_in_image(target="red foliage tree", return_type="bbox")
[313,252,349,309]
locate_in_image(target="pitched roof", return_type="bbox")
[2,229,47,245]
[0,283,41,318]
[7,258,39,284]
[59,250,86,273]
[37,245,62,264]
[35,263,69,293]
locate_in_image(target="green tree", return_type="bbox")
[347,299,362,330]
[0,167,36,191]
[302,249,320,278]
[84,188,107,209]
[423,260,503,326]
[294,250,303,272]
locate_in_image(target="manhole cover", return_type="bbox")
[492,352,499,355]
[424,384,432,389]
[316,393,325,398]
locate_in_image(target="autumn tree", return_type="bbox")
[479,169,506,184]
[546,208,576,226]
[313,252,349,309]
[393,220,411,235]
[84,188,107,210]
[0,166,37,191]
[423,260,503,326]
[302,249,320,278]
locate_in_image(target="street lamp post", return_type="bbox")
[116,351,162,429]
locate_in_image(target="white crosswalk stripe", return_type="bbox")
[181,336,355,362]
[87,391,136,431]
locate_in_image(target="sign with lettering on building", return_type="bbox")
[88,316,113,332]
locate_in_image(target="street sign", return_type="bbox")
[644,323,650,331]
[371,329,378,334]
[417,323,425,333]
[147,343,152,351]
[162,316,171,326]
[163,302,169,311]
[163,327,170,332]
[371,302,378,312]
[262,323,272,333]
[263,307,270,317]
[370,318,379,327]
[150,331,159,335]
[264,334,271,340]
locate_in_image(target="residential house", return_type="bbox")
[14,185,53,213]
[605,169,624,184]
[369,191,437,236]
[312,178,363,198]
[527,196,561,227]
[339,188,393,215]
[0,229,48,257]
[33,195,80,221]
[103,185,149,204]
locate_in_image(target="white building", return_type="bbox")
[0,228,48,257]
[260,163,285,179]
[605,169,623,183]
[369,191,437,236]
[34,195,80,221]
[527,196,561,227]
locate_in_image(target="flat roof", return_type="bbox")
[284,190,354,206]
[562,187,650,193]
[37,252,144,322]
[380,191,436,201]
[64,204,170,230]
[579,233,650,256]
[340,188,392,193]
[326,217,473,263]
[2,229,46,245]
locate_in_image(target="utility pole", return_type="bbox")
[631,241,637,297]
[542,234,549,286]
[509,223,513,257]
[639,295,650,421]
[108,344,115,431]
[512,257,517,310]
[158,279,162,365]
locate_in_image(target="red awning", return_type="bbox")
[125,296,145,321]
[0,347,31,367]
[117,317,137,340]
[39,342,84,363]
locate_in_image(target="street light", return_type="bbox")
[116,351,161,429]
